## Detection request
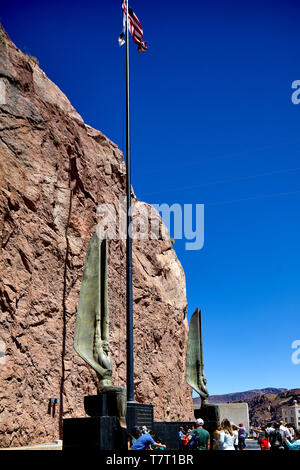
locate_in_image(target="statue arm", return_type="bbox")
[98,348,113,371]
[196,375,209,399]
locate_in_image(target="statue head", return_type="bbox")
[101,340,110,353]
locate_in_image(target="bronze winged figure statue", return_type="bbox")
[74,231,126,427]
[186,308,209,405]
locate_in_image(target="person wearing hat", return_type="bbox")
[128,426,142,449]
[189,418,210,451]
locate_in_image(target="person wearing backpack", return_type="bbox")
[269,423,285,451]
[189,418,210,450]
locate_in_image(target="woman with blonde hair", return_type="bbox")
[217,419,235,450]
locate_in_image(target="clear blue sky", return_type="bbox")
[2,0,300,395]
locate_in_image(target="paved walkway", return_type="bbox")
[3,439,260,451]
[244,439,261,450]
[2,441,62,451]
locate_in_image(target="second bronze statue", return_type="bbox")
[186,307,209,405]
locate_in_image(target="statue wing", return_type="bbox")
[186,308,208,398]
[74,231,107,376]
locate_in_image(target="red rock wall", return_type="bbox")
[0,27,194,447]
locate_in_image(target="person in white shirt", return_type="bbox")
[218,419,235,450]
[279,421,291,440]
[287,425,295,440]
[267,424,275,435]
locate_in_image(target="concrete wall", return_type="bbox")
[217,403,249,430]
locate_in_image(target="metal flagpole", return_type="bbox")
[125,0,135,403]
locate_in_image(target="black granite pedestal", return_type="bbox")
[63,396,154,450]
[195,403,220,449]
[84,394,119,417]
[63,416,127,450]
[63,393,128,450]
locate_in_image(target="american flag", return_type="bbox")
[119,0,148,52]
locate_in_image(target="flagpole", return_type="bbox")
[125,0,135,403]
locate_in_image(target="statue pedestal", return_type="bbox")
[63,398,154,449]
[84,397,154,431]
[84,393,119,417]
[63,416,127,450]
[195,403,220,448]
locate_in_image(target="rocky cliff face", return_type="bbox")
[234,389,300,426]
[0,26,194,447]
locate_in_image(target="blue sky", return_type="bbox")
[2,0,300,395]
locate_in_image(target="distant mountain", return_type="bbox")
[193,388,287,406]
[193,388,300,426]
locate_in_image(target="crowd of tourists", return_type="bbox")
[179,419,300,451]
[249,421,300,451]
[127,418,300,451]
[179,418,247,450]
